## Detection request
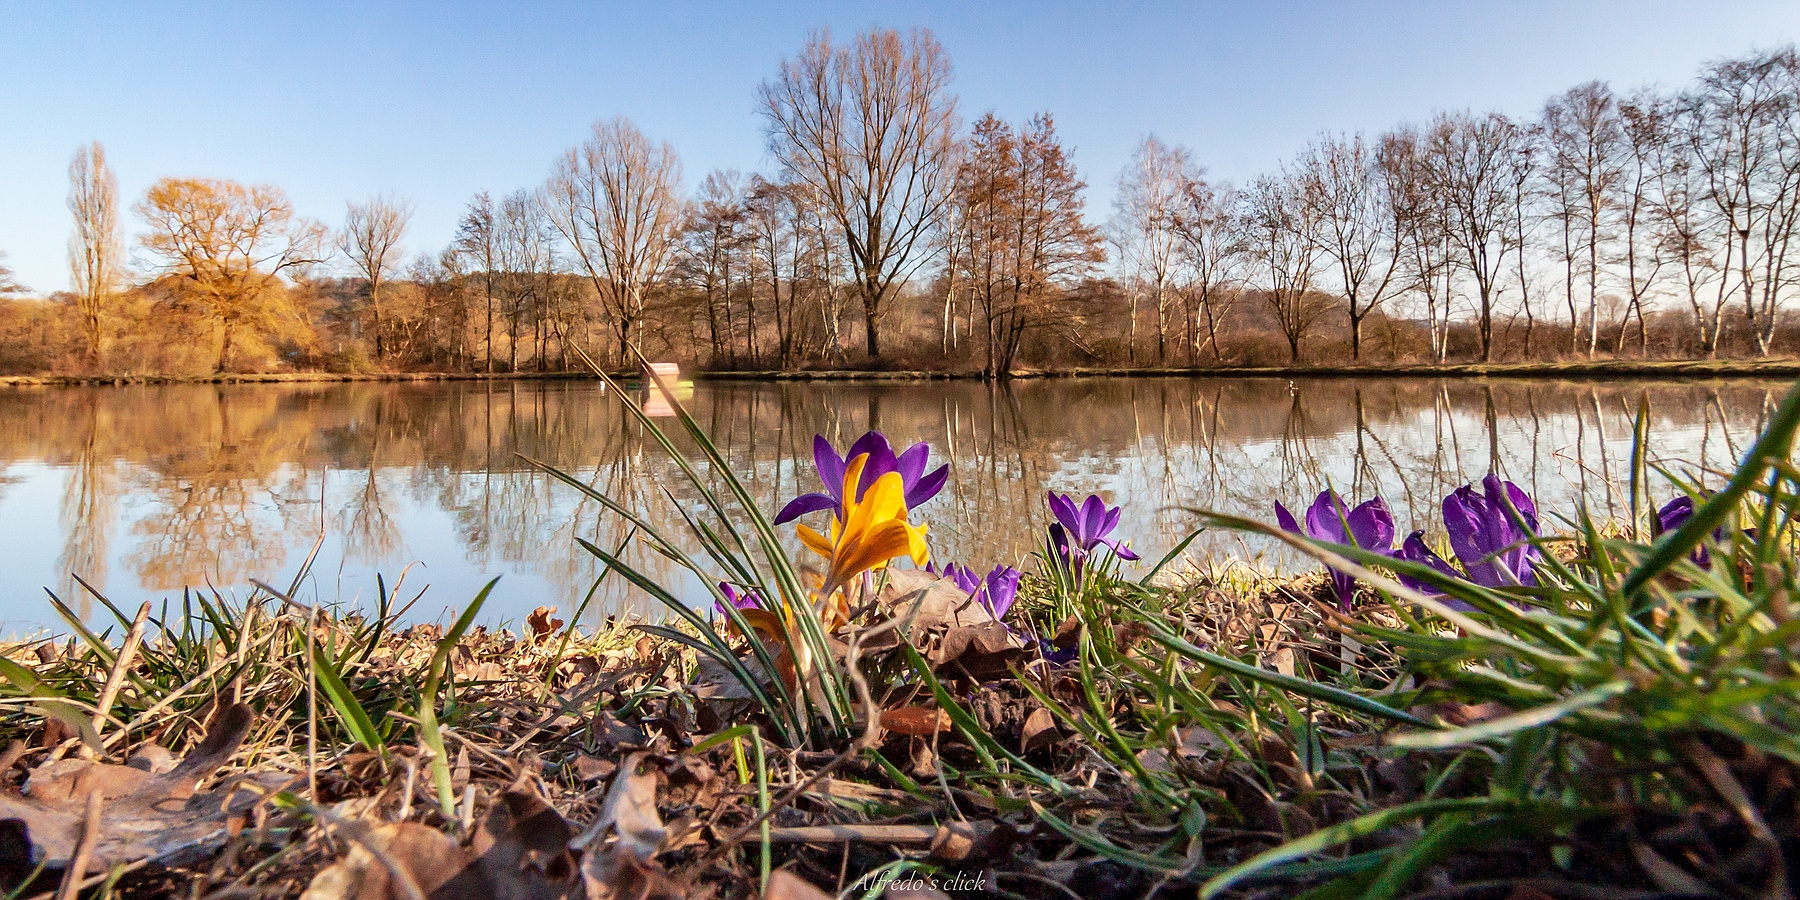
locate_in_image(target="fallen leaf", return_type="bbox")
[527,607,564,643]
[1020,707,1059,754]
[571,752,675,899]
[305,791,587,900]
[930,623,1026,681]
[879,707,951,736]
[300,822,465,900]
[0,702,281,870]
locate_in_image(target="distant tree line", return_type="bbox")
[4,33,1800,376]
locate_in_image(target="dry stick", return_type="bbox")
[83,602,151,759]
[53,790,103,900]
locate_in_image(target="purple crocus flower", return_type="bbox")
[1275,490,1396,610]
[773,432,950,525]
[713,582,764,619]
[1047,492,1140,575]
[1393,475,1541,596]
[1655,495,1723,569]
[942,562,1023,621]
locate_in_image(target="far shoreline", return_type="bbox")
[1,357,1797,388]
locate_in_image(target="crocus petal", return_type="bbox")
[1442,486,1502,587]
[1098,503,1123,545]
[851,435,899,501]
[813,435,846,500]
[1657,496,1695,534]
[1108,539,1141,561]
[1079,495,1108,545]
[906,464,950,510]
[984,565,1021,620]
[1347,498,1396,551]
[1305,490,1350,545]
[943,563,981,596]
[773,491,839,526]
[895,442,929,486]
[796,523,834,559]
[1275,501,1301,534]
[1048,492,1080,534]
[1394,531,1462,593]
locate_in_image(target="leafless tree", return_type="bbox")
[1244,172,1328,361]
[1298,133,1401,359]
[547,116,685,365]
[338,193,413,361]
[759,27,960,359]
[1542,82,1625,355]
[497,189,555,371]
[453,192,499,372]
[1379,127,1455,361]
[948,113,1103,375]
[1169,174,1244,362]
[1681,47,1800,356]
[1423,111,1525,361]
[1615,91,1674,353]
[681,170,750,364]
[68,142,123,367]
[0,252,24,296]
[1111,136,1191,363]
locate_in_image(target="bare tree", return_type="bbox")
[948,113,1103,375]
[1682,47,1800,356]
[1298,133,1401,360]
[547,116,685,364]
[1423,111,1524,361]
[759,27,960,359]
[1169,174,1244,362]
[1111,136,1191,363]
[1615,90,1674,353]
[497,190,554,371]
[68,142,123,368]
[1379,127,1454,361]
[338,193,413,361]
[453,192,499,372]
[1244,172,1328,362]
[1542,83,1625,355]
[0,252,24,296]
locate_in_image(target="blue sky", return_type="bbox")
[3,1,1797,292]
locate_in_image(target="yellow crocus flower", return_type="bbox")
[796,453,930,598]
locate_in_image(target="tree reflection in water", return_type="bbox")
[0,377,1777,629]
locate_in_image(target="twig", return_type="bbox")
[53,790,103,900]
[764,824,937,844]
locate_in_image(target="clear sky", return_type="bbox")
[3,1,1797,293]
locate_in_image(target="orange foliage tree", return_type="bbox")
[135,177,326,372]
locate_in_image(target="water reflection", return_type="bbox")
[0,377,1780,633]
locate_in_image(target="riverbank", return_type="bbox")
[6,356,1799,387]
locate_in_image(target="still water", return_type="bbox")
[0,376,1784,633]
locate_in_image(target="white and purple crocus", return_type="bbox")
[1275,490,1396,610]
[774,432,950,525]
[1047,492,1140,575]
[1393,475,1542,593]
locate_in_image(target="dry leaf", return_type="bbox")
[1020,707,1059,753]
[572,752,675,899]
[0,702,280,870]
[304,791,585,900]
[879,707,951,736]
[527,607,564,642]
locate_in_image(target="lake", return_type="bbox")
[0,375,1784,633]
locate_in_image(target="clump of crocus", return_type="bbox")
[942,562,1022,621]
[1047,492,1139,576]
[1394,474,1541,593]
[774,432,949,525]
[1275,490,1395,610]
